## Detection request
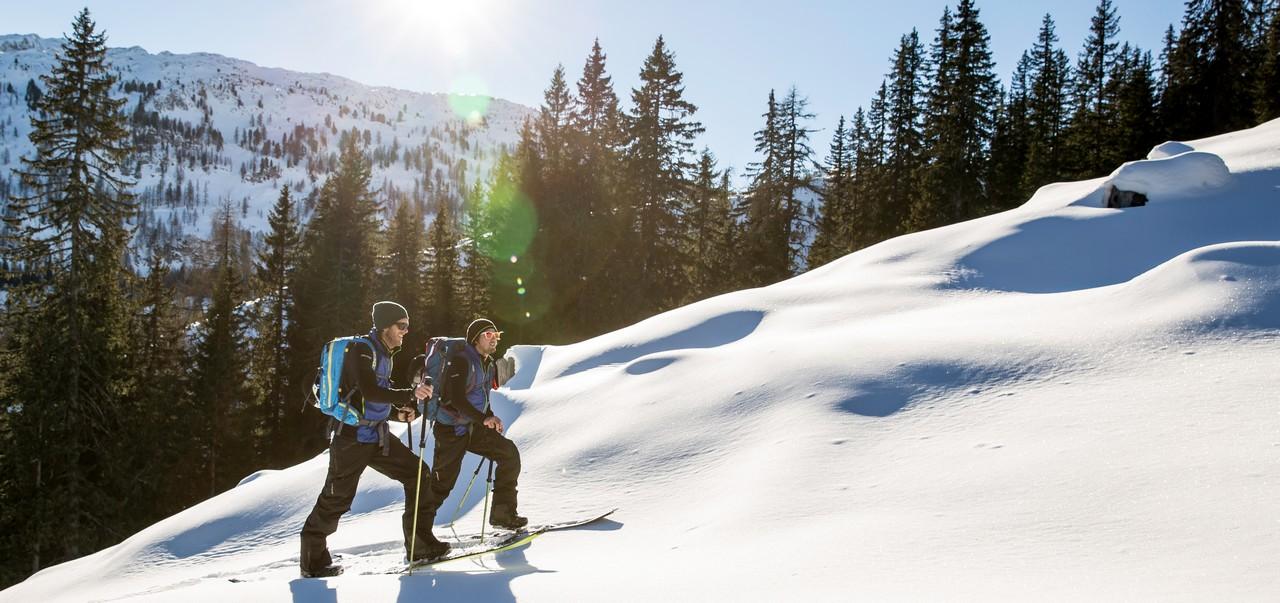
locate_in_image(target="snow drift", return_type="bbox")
[4,119,1280,602]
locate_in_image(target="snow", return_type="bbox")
[4,112,1280,600]
[0,34,534,249]
[1147,140,1196,159]
[1103,150,1231,202]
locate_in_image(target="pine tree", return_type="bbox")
[128,249,194,511]
[381,197,425,333]
[459,181,494,325]
[740,90,788,285]
[624,36,704,317]
[1109,45,1162,162]
[1021,14,1072,194]
[1,8,136,571]
[846,107,877,250]
[776,87,818,273]
[1256,3,1280,121]
[424,196,463,336]
[1163,0,1258,138]
[987,54,1033,212]
[572,39,627,336]
[1067,0,1121,177]
[189,206,253,497]
[685,149,733,299]
[882,30,926,238]
[809,116,852,269]
[911,0,1000,229]
[252,185,300,465]
[287,136,380,456]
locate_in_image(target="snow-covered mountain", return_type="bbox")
[0,33,534,249]
[3,103,1279,600]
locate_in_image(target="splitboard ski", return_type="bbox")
[392,508,617,573]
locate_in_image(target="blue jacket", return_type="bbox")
[442,343,495,436]
[346,328,414,443]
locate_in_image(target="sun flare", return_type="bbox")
[373,0,500,58]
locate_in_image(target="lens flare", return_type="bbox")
[449,75,492,124]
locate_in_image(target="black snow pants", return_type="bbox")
[299,429,439,572]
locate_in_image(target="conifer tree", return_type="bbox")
[381,197,425,333]
[882,30,926,238]
[740,90,787,285]
[252,185,299,464]
[776,87,818,273]
[1021,14,1072,194]
[1067,0,1121,177]
[846,107,876,250]
[459,182,495,325]
[1,8,136,570]
[1108,45,1161,162]
[987,54,1033,212]
[1163,0,1258,138]
[572,39,627,335]
[189,206,253,497]
[129,249,195,511]
[424,196,463,336]
[685,149,733,300]
[810,116,853,269]
[625,36,704,316]
[287,136,380,454]
[912,0,1000,229]
[1256,3,1280,121]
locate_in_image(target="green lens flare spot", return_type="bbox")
[448,76,491,123]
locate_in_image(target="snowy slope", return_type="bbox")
[0,34,532,243]
[4,119,1280,601]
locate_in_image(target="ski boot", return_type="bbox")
[489,504,528,530]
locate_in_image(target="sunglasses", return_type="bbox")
[480,329,503,340]
[392,321,410,332]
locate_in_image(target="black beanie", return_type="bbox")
[371,301,409,330]
[466,318,497,343]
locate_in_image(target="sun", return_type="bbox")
[373,0,500,58]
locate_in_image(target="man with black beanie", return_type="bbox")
[420,317,527,531]
[299,301,451,578]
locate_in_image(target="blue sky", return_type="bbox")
[7,0,1186,182]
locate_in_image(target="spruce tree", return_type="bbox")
[987,54,1033,212]
[776,87,818,274]
[459,181,495,325]
[381,197,425,334]
[189,207,253,497]
[685,149,733,300]
[810,116,852,269]
[1163,0,1258,138]
[252,185,300,464]
[846,107,877,250]
[740,90,787,286]
[625,36,704,317]
[1067,0,1121,178]
[128,249,194,511]
[1109,46,1162,162]
[1021,14,1072,195]
[572,39,627,336]
[287,136,380,455]
[424,196,463,336]
[882,30,926,238]
[1,8,136,571]
[1256,3,1280,121]
[912,0,1000,229]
